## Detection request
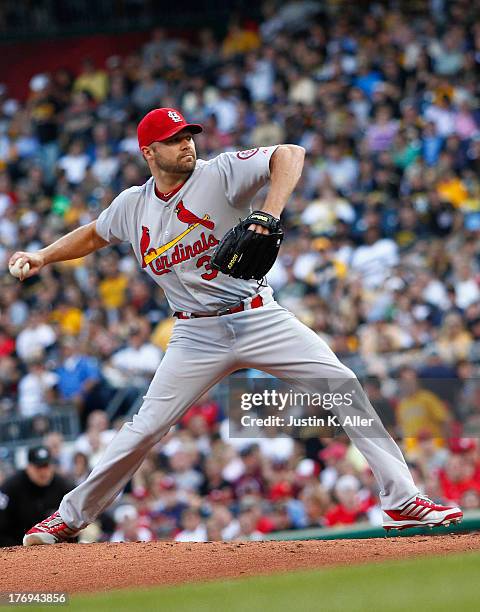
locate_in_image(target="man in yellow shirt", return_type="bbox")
[73,58,109,102]
[396,367,452,456]
[222,20,260,57]
[98,256,128,312]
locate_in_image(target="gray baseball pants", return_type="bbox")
[60,293,417,528]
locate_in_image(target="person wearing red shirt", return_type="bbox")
[325,474,376,527]
[438,453,480,504]
[181,391,220,430]
[0,326,15,357]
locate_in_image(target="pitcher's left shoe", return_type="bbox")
[23,511,79,546]
[383,495,463,531]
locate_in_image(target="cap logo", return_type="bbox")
[168,110,183,123]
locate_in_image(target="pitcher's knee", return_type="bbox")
[125,398,179,441]
[315,359,357,380]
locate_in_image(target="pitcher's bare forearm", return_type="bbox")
[248,144,305,235]
[9,221,110,280]
[39,221,109,265]
[262,144,305,219]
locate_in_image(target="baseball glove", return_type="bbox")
[210,211,284,280]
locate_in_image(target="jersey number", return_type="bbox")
[196,255,219,281]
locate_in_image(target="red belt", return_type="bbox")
[174,294,264,319]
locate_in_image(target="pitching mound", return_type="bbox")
[2,534,480,594]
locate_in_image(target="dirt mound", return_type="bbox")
[1,534,479,594]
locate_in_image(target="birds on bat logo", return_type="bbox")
[175,202,215,230]
[140,201,217,271]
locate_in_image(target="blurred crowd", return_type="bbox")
[1,0,480,541]
[0,0,204,33]
[3,401,480,545]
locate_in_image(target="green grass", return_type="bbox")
[6,551,480,612]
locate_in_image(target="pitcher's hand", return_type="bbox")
[8,251,45,281]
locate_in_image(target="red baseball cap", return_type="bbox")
[137,107,203,149]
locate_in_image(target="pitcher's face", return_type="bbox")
[142,129,197,175]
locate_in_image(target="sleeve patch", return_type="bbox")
[236,148,259,160]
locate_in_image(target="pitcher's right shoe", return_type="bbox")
[23,511,79,546]
[383,495,463,531]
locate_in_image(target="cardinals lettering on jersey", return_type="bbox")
[140,201,219,276]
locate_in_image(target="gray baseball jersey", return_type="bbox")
[95,147,277,312]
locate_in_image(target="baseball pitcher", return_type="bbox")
[9,108,461,545]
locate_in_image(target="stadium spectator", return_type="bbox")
[74,410,116,467]
[396,367,452,455]
[109,325,162,388]
[43,431,73,477]
[110,504,153,543]
[174,507,207,542]
[17,354,58,418]
[55,337,103,415]
[57,140,90,185]
[298,484,331,528]
[70,452,91,486]
[438,452,480,504]
[221,18,260,58]
[15,309,56,362]
[435,312,473,363]
[0,446,73,546]
[325,474,378,527]
[234,507,264,540]
[73,58,109,103]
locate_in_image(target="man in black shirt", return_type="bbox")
[0,446,73,547]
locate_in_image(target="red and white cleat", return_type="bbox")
[23,511,79,546]
[383,495,463,531]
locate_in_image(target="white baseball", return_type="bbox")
[9,259,30,279]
